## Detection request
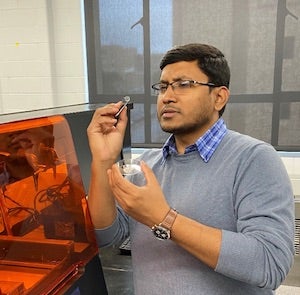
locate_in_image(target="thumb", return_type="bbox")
[140,161,158,186]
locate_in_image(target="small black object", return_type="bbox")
[119,236,131,255]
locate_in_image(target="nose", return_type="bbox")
[160,85,176,104]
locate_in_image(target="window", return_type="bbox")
[85,0,300,151]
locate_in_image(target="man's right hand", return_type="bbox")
[87,101,128,163]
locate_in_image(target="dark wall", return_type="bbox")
[65,111,94,193]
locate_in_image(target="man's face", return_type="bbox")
[156,60,222,140]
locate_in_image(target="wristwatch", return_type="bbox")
[151,208,178,240]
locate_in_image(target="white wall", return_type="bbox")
[0,0,87,114]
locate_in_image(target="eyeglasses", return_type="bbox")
[151,80,217,95]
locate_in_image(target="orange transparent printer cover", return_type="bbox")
[0,115,98,295]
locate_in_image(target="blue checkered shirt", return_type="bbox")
[162,118,227,163]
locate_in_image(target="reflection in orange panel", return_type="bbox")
[0,115,98,295]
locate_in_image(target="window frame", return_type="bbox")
[84,0,300,151]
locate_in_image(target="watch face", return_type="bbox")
[152,225,170,240]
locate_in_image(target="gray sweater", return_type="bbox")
[96,130,295,294]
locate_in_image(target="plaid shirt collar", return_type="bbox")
[162,118,227,163]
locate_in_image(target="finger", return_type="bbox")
[111,163,132,186]
[107,169,125,206]
[140,161,158,186]
[89,102,128,133]
[97,102,128,131]
[89,107,116,130]
[107,168,123,197]
[109,101,126,118]
[109,164,132,193]
[93,102,123,119]
[92,104,126,133]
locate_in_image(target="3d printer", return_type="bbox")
[0,115,100,295]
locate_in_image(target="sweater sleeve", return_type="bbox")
[94,206,129,248]
[215,144,295,290]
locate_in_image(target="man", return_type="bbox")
[87,43,294,294]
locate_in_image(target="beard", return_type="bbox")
[159,113,211,135]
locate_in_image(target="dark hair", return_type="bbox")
[160,43,230,116]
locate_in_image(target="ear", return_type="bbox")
[214,86,230,112]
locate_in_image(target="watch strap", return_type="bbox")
[160,208,178,230]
